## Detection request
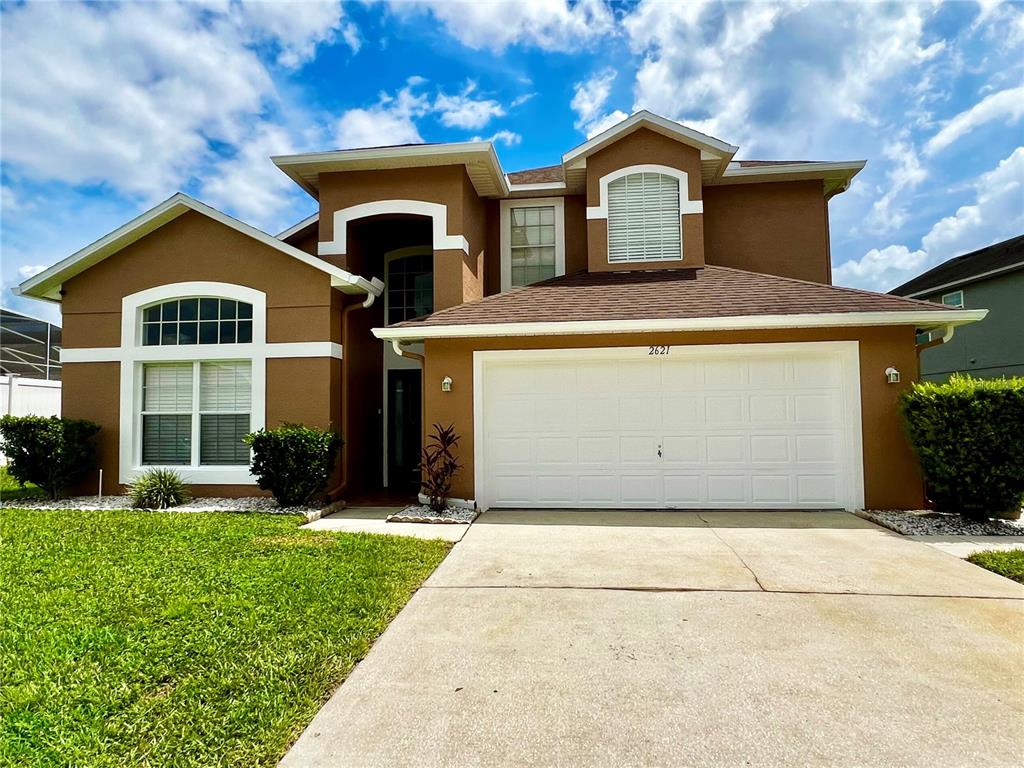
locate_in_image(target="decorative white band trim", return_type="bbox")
[586,164,703,220]
[63,341,342,364]
[318,199,469,257]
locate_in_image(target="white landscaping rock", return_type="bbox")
[387,504,477,524]
[859,509,1024,537]
[0,494,323,516]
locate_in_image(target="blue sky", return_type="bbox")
[2,0,1022,323]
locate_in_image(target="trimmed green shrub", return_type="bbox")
[900,375,1024,520]
[244,423,341,507]
[0,415,101,500]
[420,423,461,513]
[127,468,191,509]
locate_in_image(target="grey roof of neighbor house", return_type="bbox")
[890,235,1024,298]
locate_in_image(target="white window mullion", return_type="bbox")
[191,361,201,467]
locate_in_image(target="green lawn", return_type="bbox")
[0,509,451,767]
[0,467,44,502]
[967,548,1024,584]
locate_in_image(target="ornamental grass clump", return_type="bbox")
[245,424,342,507]
[127,468,191,509]
[900,374,1024,521]
[0,415,100,500]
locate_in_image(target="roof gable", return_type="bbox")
[890,235,1024,297]
[17,193,382,302]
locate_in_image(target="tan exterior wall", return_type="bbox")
[318,166,487,310]
[563,194,588,275]
[59,210,344,496]
[585,128,705,273]
[423,326,924,510]
[703,180,832,284]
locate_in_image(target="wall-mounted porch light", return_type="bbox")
[441,376,453,392]
[885,367,901,384]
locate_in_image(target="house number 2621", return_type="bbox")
[648,345,671,356]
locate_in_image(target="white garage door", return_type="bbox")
[475,342,863,510]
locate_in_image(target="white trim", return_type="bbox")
[374,309,989,342]
[562,110,738,166]
[901,261,1024,298]
[720,161,867,179]
[586,164,703,220]
[318,200,469,257]
[499,197,566,292]
[64,342,342,364]
[17,193,381,302]
[276,213,318,240]
[272,141,509,198]
[117,282,270,485]
[472,342,865,512]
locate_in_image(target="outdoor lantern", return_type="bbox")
[441,376,453,392]
[885,367,900,384]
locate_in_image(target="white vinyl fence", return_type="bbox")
[1,374,62,464]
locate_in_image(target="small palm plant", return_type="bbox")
[420,423,461,513]
[127,468,191,509]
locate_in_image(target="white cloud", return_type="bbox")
[470,130,522,146]
[0,1,349,200]
[623,2,944,153]
[335,78,432,149]
[834,147,1024,291]
[434,82,506,129]
[924,86,1024,156]
[201,123,312,232]
[389,0,616,53]
[571,69,628,138]
[865,137,928,233]
[17,264,47,279]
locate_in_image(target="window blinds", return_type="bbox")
[606,172,681,263]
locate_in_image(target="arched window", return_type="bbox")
[606,172,681,263]
[141,298,253,346]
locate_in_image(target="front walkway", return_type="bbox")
[304,506,468,541]
[282,510,1024,767]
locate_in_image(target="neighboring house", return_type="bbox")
[1,308,62,457]
[890,236,1023,381]
[16,111,984,510]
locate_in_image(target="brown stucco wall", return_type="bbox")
[585,128,705,272]
[703,180,832,284]
[59,210,344,497]
[423,326,924,510]
[318,166,487,309]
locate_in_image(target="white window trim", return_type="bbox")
[941,290,964,308]
[118,282,267,485]
[318,199,469,257]
[499,197,566,293]
[586,164,703,220]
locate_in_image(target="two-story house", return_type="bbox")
[891,235,1023,381]
[16,111,985,510]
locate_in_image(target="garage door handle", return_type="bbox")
[657,445,662,458]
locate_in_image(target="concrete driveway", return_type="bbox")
[281,510,1024,768]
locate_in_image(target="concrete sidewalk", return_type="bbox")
[281,510,1024,768]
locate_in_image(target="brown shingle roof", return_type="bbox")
[734,160,823,167]
[506,165,565,184]
[392,266,951,328]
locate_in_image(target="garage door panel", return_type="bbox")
[706,396,745,425]
[480,345,858,510]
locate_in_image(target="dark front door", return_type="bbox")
[387,369,422,492]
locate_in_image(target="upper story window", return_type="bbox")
[510,206,556,287]
[386,254,434,324]
[941,290,964,308]
[142,298,253,346]
[500,198,566,292]
[607,171,681,263]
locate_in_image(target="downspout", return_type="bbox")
[916,322,956,355]
[327,290,377,502]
